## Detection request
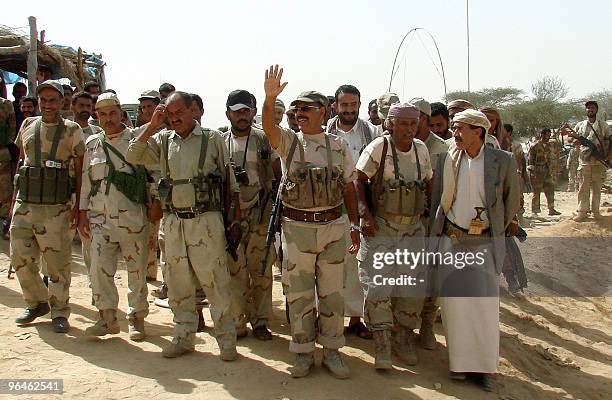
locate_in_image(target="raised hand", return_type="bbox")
[150,104,167,130]
[264,64,288,98]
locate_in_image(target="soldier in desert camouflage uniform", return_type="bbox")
[223,89,277,341]
[126,91,239,361]
[527,128,560,216]
[78,93,149,340]
[11,80,85,333]
[0,96,16,222]
[566,138,580,192]
[262,65,361,379]
[355,103,433,370]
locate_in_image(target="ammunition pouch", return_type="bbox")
[159,173,223,213]
[107,166,148,205]
[282,166,344,209]
[15,165,71,204]
[378,180,426,218]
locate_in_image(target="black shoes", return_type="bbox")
[15,303,50,324]
[52,317,70,333]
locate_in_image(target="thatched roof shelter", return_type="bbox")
[0,20,105,91]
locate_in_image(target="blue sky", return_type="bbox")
[3,0,611,127]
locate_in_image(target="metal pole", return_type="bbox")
[466,0,471,92]
[27,16,38,94]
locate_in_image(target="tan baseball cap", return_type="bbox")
[37,80,64,96]
[409,97,431,116]
[290,91,328,108]
[96,92,121,110]
[138,89,160,102]
[376,93,400,119]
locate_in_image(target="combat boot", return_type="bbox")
[322,349,350,379]
[373,330,392,370]
[418,321,437,350]
[128,316,146,341]
[85,310,120,336]
[162,340,195,358]
[289,352,314,378]
[219,345,239,362]
[394,327,418,366]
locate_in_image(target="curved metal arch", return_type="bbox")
[388,27,448,102]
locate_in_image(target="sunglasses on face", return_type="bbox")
[292,105,321,113]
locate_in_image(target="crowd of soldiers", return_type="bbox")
[0,65,609,393]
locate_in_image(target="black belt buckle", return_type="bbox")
[175,210,197,219]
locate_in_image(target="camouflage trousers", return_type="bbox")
[530,172,555,213]
[365,297,426,331]
[343,220,365,317]
[281,218,346,353]
[163,211,235,349]
[146,220,160,280]
[10,202,73,319]
[228,204,273,329]
[567,167,579,192]
[577,164,606,215]
[89,218,149,319]
[0,159,13,218]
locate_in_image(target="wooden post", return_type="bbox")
[27,16,38,95]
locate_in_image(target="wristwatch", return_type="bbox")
[350,224,362,233]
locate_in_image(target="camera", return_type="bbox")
[158,178,171,198]
[234,166,250,185]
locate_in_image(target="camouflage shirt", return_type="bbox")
[223,127,277,209]
[80,128,147,228]
[16,116,86,167]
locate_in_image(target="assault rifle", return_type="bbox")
[559,124,611,169]
[259,182,283,277]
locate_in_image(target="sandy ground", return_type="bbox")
[0,181,610,400]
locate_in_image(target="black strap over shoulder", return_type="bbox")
[388,135,422,182]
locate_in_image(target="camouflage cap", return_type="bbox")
[409,97,431,116]
[376,92,400,119]
[275,98,286,110]
[447,99,475,111]
[96,92,121,110]
[138,89,160,102]
[290,91,328,108]
[37,80,64,96]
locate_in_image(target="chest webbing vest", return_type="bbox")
[16,118,72,204]
[90,133,148,204]
[158,128,223,212]
[281,133,345,209]
[378,136,426,218]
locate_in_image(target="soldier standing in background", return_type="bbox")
[527,128,560,216]
[566,138,580,192]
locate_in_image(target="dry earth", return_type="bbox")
[0,181,610,400]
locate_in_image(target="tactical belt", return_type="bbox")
[283,205,342,223]
[443,218,489,238]
[169,205,215,219]
[378,210,420,225]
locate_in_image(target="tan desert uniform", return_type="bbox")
[80,128,149,323]
[223,127,276,330]
[10,116,85,319]
[77,123,102,273]
[423,131,449,172]
[566,145,580,192]
[126,122,238,351]
[0,97,16,218]
[527,140,555,213]
[573,119,610,216]
[356,136,432,335]
[276,127,356,353]
[548,138,561,188]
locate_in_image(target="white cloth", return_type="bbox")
[446,144,489,230]
[441,295,500,373]
[327,117,379,162]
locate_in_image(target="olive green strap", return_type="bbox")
[414,143,422,181]
[325,133,333,172]
[388,135,402,182]
[34,118,65,167]
[285,135,299,171]
[197,128,209,175]
[161,134,170,179]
